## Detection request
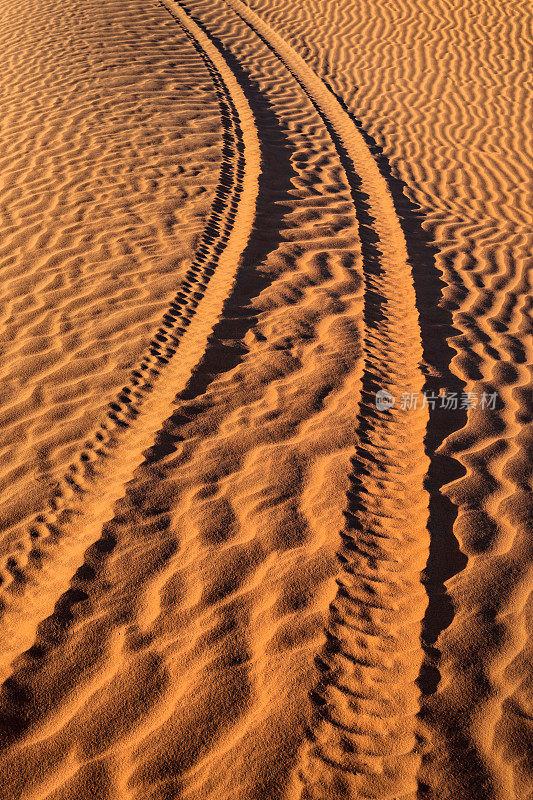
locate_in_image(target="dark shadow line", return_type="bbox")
[325,83,468,695]
[0,10,298,753]
[145,14,297,462]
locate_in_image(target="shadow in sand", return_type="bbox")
[0,18,298,752]
[145,17,297,463]
[325,84,468,698]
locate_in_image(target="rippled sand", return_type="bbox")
[0,1,530,798]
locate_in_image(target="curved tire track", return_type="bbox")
[0,0,260,683]
[240,3,531,794]
[195,0,432,795]
[159,2,432,786]
[3,0,431,796]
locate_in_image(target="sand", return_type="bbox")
[0,0,530,798]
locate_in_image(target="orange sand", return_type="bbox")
[0,0,531,798]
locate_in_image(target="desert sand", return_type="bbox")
[0,0,531,798]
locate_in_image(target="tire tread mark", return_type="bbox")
[209,1,432,795]
[0,0,260,683]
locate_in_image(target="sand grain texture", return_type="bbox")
[0,0,531,799]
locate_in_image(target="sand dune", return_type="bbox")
[243,0,532,795]
[0,0,530,798]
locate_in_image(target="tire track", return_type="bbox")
[0,0,226,555]
[0,4,367,794]
[241,4,532,793]
[2,0,431,794]
[198,1,432,796]
[0,0,260,683]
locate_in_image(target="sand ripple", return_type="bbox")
[0,0,530,799]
